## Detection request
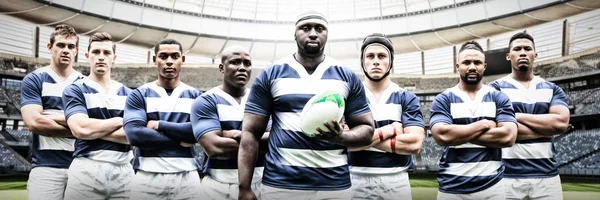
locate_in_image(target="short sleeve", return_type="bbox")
[343,71,370,117]
[191,94,222,141]
[488,81,501,91]
[20,74,43,107]
[62,84,88,120]
[245,69,273,116]
[400,92,425,128]
[550,84,568,108]
[123,89,148,125]
[494,91,517,124]
[429,93,453,127]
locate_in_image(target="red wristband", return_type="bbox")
[390,135,397,154]
[378,129,384,142]
[392,125,397,137]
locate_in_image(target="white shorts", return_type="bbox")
[437,180,505,200]
[27,166,69,200]
[129,170,202,200]
[350,171,412,200]
[64,157,134,200]
[199,175,261,200]
[261,185,352,200]
[504,175,563,200]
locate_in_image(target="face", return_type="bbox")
[295,22,328,55]
[363,45,391,80]
[153,44,184,80]
[457,49,486,85]
[48,35,78,67]
[220,51,252,88]
[86,41,116,76]
[507,38,537,72]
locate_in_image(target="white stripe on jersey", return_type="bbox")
[450,142,487,149]
[146,97,193,114]
[41,82,68,98]
[275,112,302,132]
[39,135,75,151]
[370,103,402,122]
[443,161,502,177]
[450,102,496,119]
[350,166,408,174]
[271,78,349,98]
[137,157,197,173]
[500,88,553,104]
[502,142,553,159]
[363,147,385,152]
[84,93,127,110]
[208,167,264,184]
[216,104,244,121]
[278,148,347,168]
[86,149,133,164]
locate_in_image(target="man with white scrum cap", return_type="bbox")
[238,11,375,200]
[348,33,425,200]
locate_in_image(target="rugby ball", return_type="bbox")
[300,91,345,137]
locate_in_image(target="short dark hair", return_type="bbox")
[154,38,183,54]
[88,32,115,53]
[459,41,484,54]
[50,24,78,46]
[509,31,535,49]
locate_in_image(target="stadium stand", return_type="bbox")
[6,130,31,143]
[0,141,30,173]
[554,128,600,166]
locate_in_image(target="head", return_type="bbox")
[361,33,394,82]
[153,39,185,80]
[457,41,486,85]
[507,31,537,73]
[219,45,252,89]
[86,32,116,76]
[294,11,328,57]
[47,24,78,68]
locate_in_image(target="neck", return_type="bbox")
[221,84,246,98]
[458,81,482,93]
[88,72,112,90]
[157,77,180,89]
[50,60,74,79]
[295,51,325,73]
[363,77,391,93]
[511,69,534,82]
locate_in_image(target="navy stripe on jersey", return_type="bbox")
[490,75,566,178]
[62,78,133,164]
[429,85,516,194]
[20,66,84,168]
[124,81,202,173]
[245,55,371,190]
[348,83,424,174]
[191,87,266,184]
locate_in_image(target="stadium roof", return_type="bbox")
[1,0,598,61]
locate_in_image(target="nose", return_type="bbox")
[308,28,318,39]
[166,57,174,65]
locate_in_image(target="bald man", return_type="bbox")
[191,46,269,200]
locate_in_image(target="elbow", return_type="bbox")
[432,133,451,146]
[24,122,39,133]
[552,122,569,135]
[71,127,94,140]
[406,143,422,155]
[499,129,517,147]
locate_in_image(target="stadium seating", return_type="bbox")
[554,128,600,166]
[0,142,30,173]
[6,129,32,143]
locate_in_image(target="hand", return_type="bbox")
[480,119,497,129]
[146,120,159,130]
[238,188,257,200]
[222,130,242,140]
[341,123,350,131]
[180,142,193,147]
[315,120,343,143]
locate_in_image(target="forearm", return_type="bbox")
[27,116,72,137]
[202,137,240,159]
[124,121,182,149]
[432,121,489,146]
[517,113,568,135]
[348,126,396,152]
[516,122,549,140]
[70,117,122,140]
[100,128,129,144]
[337,124,374,148]
[158,121,196,143]
[471,124,517,148]
[238,131,259,190]
[373,132,423,155]
[45,114,68,127]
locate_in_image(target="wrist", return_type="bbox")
[390,135,397,154]
[378,129,384,142]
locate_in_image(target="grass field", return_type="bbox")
[1,175,599,200]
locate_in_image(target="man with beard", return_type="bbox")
[429,41,518,199]
[62,32,133,200]
[490,32,569,200]
[123,39,202,200]
[192,46,269,199]
[20,24,85,200]
[348,33,425,200]
[237,11,375,200]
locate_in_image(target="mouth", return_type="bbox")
[467,73,479,79]
[96,63,106,66]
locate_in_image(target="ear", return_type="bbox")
[112,54,117,63]
[506,53,510,61]
[74,47,78,55]
[153,56,156,64]
[181,55,185,63]
[534,53,538,58]
[47,43,52,51]
[219,64,224,73]
[455,63,460,71]
[85,52,89,59]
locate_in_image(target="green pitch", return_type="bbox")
[1,176,599,200]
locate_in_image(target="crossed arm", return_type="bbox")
[514,105,570,140]
[66,113,128,144]
[21,105,73,137]
[431,120,517,148]
[349,122,425,155]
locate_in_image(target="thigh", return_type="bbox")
[172,171,203,200]
[384,173,412,200]
[350,174,380,200]
[436,191,467,200]
[64,159,107,200]
[504,178,529,200]
[129,171,169,200]
[261,185,313,200]
[200,176,231,200]
[108,163,135,200]
[530,176,563,200]
[28,167,69,200]
[315,188,352,200]
[473,181,506,200]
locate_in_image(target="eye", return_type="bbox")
[230,59,241,65]
[243,60,252,67]
[366,54,374,59]
[56,43,65,48]
[171,54,181,59]
[67,44,76,49]
[91,50,100,54]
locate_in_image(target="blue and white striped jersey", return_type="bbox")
[191,87,265,184]
[245,55,371,191]
[123,81,202,173]
[489,75,568,178]
[430,85,516,194]
[62,78,133,164]
[348,82,424,174]
[20,66,84,168]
